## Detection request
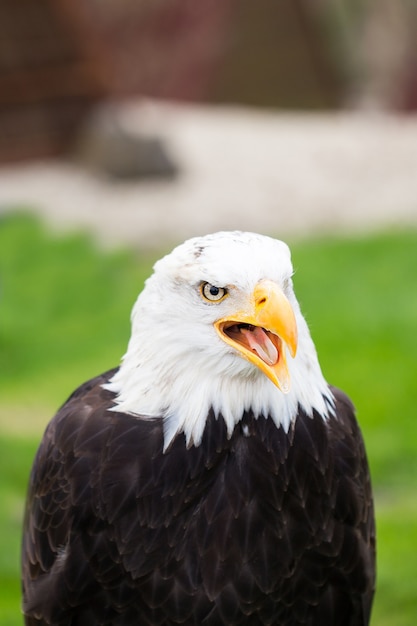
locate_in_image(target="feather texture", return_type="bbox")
[22,370,375,625]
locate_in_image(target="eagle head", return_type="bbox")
[107,231,333,449]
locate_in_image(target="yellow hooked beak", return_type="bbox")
[214,280,298,392]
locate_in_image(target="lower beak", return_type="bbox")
[214,280,298,392]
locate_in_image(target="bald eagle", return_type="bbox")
[22,231,375,625]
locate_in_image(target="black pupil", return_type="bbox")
[210,286,220,296]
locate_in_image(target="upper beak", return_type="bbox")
[214,279,298,392]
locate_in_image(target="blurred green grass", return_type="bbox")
[1,212,416,624]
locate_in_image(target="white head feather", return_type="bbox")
[106,231,334,449]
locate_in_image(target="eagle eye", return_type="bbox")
[201,282,228,302]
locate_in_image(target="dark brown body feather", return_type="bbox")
[22,368,375,625]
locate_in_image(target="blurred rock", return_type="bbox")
[73,104,178,180]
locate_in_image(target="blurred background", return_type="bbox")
[1,0,417,246]
[0,1,417,624]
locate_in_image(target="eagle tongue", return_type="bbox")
[240,326,278,366]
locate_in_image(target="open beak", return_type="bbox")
[214,279,298,392]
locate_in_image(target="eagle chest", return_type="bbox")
[129,414,333,612]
